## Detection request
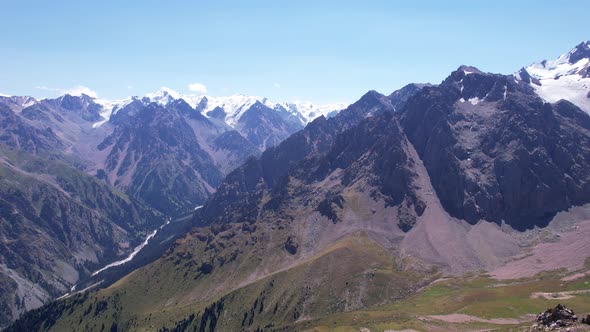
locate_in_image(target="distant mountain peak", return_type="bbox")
[568,40,590,62]
[518,40,590,114]
[140,89,346,128]
[144,87,183,106]
[457,65,484,75]
[526,41,590,76]
[353,90,384,105]
[446,66,489,85]
[0,95,38,111]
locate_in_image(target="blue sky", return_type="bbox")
[1,0,588,104]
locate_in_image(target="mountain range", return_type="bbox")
[3,41,590,331]
[0,89,343,327]
[1,90,344,216]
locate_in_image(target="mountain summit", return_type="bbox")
[5,41,590,331]
[139,87,346,128]
[517,41,590,113]
[0,88,348,327]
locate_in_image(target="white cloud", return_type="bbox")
[187,82,207,94]
[273,83,281,88]
[64,86,98,98]
[35,85,98,98]
[127,85,134,90]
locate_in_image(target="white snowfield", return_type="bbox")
[520,41,590,114]
[99,87,346,129]
[145,87,346,127]
[2,87,345,130]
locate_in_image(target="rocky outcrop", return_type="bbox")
[284,236,299,255]
[388,83,432,111]
[0,104,64,154]
[531,304,579,331]
[43,94,103,122]
[234,101,304,150]
[195,89,400,226]
[400,68,590,230]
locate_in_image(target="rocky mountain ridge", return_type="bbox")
[5,41,590,331]
[0,88,342,328]
[518,40,590,114]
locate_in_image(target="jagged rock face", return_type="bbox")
[388,83,432,111]
[19,94,103,125]
[44,94,102,122]
[0,105,63,154]
[212,130,256,155]
[401,68,590,230]
[517,67,541,85]
[197,90,398,226]
[568,41,590,65]
[210,130,259,173]
[290,112,425,233]
[292,112,421,208]
[98,102,223,216]
[234,101,304,150]
[206,106,226,119]
[0,96,37,112]
[17,96,115,161]
[199,65,590,235]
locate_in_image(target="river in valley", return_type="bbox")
[59,208,202,299]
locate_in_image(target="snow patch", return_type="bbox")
[521,44,590,114]
[92,97,133,128]
[468,97,481,105]
[142,87,346,127]
[529,74,590,113]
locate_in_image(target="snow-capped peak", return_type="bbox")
[195,94,273,126]
[92,97,133,128]
[144,87,184,106]
[563,40,590,65]
[277,101,346,123]
[518,41,590,114]
[458,65,483,76]
[0,95,38,112]
[140,89,346,127]
[3,87,346,130]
